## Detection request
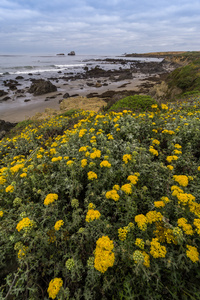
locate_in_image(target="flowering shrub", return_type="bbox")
[1,98,200,299]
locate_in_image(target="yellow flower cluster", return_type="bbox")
[18,246,28,259]
[87,171,97,180]
[52,156,62,162]
[135,214,148,231]
[149,146,158,156]
[166,155,178,163]
[118,226,129,241]
[177,218,194,235]
[94,236,115,273]
[0,176,6,185]
[173,175,188,187]
[161,104,168,110]
[100,160,111,168]
[154,201,165,208]
[47,278,63,299]
[150,238,167,258]
[81,159,87,168]
[123,154,132,164]
[154,222,176,244]
[79,146,87,152]
[186,245,199,263]
[16,217,34,232]
[5,185,14,193]
[10,163,24,173]
[90,149,101,159]
[193,219,200,235]
[0,211,3,217]
[121,183,132,195]
[135,238,145,249]
[127,175,139,185]
[79,129,87,137]
[162,129,175,135]
[105,189,120,201]
[133,250,150,267]
[54,220,64,231]
[152,139,160,145]
[146,211,163,224]
[44,193,58,205]
[86,209,101,222]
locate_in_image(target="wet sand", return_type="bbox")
[0,75,149,123]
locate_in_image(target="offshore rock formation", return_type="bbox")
[28,79,57,96]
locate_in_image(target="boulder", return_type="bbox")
[0,120,17,139]
[0,90,8,97]
[28,79,57,96]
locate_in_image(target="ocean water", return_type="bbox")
[0,53,161,80]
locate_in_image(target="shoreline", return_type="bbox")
[0,56,174,123]
[0,75,154,123]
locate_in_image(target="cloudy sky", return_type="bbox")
[0,0,200,55]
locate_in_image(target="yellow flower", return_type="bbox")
[113,184,120,191]
[151,104,158,109]
[20,173,27,178]
[135,238,145,249]
[18,246,28,260]
[167,165,174,170]
[150,238,167,258]
[177,218,194,235]
[127,175,138,185]
[135,214,148,231]
[173,175,188,187]
[47,278,63,299]
[0,211,3,217]
[174,144,182,149]
[54,220,64,231]
[123,154,132,164]
[186,245,199,263]
[152,139,160,145]
[52,156,62,162]
[86,209,101,222]
[44,193,58,205]
[81,159,87,168]
[79,146,87,152]
[0,176,6,185]
[106,189,120,201]
[166,155,178,163]
[88,202,96,209]
[154,201,165,208]
[161,104,168,110]
[118,226,129,241]
[16,217,34,232]
[149,146,158,156]
[146,211,163,224]
[94,236,115,273]
[87,171,97,180]
[66,160,73,166]
[100,160,111,168]
[5,185,14,193]
[121,184,132,195]
[198,166,200,171]
[193,219,200,235]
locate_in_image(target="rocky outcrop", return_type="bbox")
[0,90,8,97]
[149,81,182,101]
[28,79,57,96]
[68,51,75,56]
[0,120,17,139]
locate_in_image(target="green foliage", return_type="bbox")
[107,95,158,112]
[167,58,200,94]
[1,101,200,299]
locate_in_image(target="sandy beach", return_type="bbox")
[0,75,151,122]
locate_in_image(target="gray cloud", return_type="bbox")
[0,0,200,54]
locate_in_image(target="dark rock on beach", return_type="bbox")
[28,79,57,96]
[0,90,8,97]
[0,119,17,139]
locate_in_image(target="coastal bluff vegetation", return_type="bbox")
[1,51,200,299]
